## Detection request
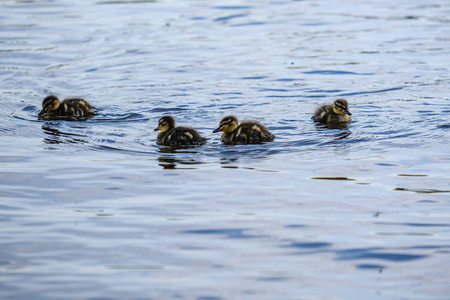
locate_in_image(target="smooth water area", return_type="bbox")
[1,0,450,299]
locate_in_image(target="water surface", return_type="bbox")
[1,0,450,299]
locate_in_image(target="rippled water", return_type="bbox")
[1,0,450,299]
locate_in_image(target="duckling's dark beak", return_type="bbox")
[212,127,221,133]
[38,109,46,117]
[344,109,352,116]
[154,127,160,132]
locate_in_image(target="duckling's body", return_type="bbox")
[213,116,274,144]
[38,95,95,119]
[313,99,351,123]
[154,116,207,146]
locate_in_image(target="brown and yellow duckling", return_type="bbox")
[38,95,95,119]
[213,115,274,144]
[313,99,352,123]
[154,115,207,146]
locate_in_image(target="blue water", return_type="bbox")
[1,0,450,299]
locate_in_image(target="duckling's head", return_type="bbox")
[213,115,238,133]
[332,99,351,116]
[154,115,176,133]
[38,95,60,117]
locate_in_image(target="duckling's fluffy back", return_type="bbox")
[157,127,206,146]
[221,121,274,144]
[58,98,95,117]
[313,104,334,123]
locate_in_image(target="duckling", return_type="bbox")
[154,115,207,146]
[213,115,274,144]
[313,99,352,123]
[38,95,95,119]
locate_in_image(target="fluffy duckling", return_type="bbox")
[213,115,274,144]
[313,99,352,123]
[154,116,207,146]
[38,95,95,119]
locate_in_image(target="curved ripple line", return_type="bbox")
[337,87,404,96]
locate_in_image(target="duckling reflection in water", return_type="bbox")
[154,116,207,146]
[213,115,274,144]
[313,99,351,124]
[38,95,95,119]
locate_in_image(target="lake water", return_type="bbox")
[1,0,450,299]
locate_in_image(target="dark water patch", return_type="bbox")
[356,264,386,271]
[151,107,187,113]
[181,229,265,239]
[231,22,266,27]
[337,87,404,96]
[437,124,450,128]
[214,14,248,22]
[376,163,398,167]
[376,232,433,237]
[284,224,308,229]
[257,276,289,282]
[285,242,332,249]
[241,76,268,80]
[303,70,372,75]
[397,174,428,177]
[22,104,38,112]
[274,78,304,82]
[405,245,450,250]
[417,200,438,204]
[336,248,427,262]
[212,92,243,95]
[0,204,22,211]
[108,265,163,270]
[259,88,291,92]
[311,177,356,181]
[377,222,450,227]
[394,187,450,193]
[265,95,309,98]
[307,89,345,93]
[214,6,253,10]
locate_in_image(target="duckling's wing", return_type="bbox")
[313,104,332,123]
[238,122,273,143]
[174,127,206,145]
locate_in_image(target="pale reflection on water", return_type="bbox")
[1,0,450,299]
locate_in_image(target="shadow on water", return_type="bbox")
[42,124,88,145]
[181,228,268,239]
[157,145,207,169]
[314,121,351,132]
[335,248,427,262]
[155,140,291,169]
